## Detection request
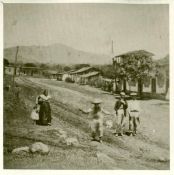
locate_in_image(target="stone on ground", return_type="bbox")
[65,137,79,146]
[12,146,30,155]
[29,142,50,154]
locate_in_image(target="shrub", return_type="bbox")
[65,77,74,83]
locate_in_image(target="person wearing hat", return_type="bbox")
[114,92,128,136]
[79,99,110,143]
[128,92,140,136]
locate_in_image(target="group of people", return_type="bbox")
[114,92,140,137]
[31,89,52,126]
[80,92,141,143]
[31,89,140,144]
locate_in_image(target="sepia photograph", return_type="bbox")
[2,1,171,170]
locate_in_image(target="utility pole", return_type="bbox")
[12,46,19,87]
[111,40,114,55]
[111,40,117,94]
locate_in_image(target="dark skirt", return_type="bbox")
[36,101,51,125]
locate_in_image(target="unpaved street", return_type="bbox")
[4,76,169,169]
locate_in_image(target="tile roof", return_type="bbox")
[72,67,93,74]
[81,71,100,78]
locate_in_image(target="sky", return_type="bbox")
[4,3,169,59]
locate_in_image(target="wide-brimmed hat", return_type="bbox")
[91,99,102,104]
[130,92,137,96]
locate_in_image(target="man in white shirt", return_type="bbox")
[114,92,128,136]
[128,92,140,136]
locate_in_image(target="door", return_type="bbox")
[151,78,156,93]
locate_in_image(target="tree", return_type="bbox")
[4,58,9,66]
[24,63,37,67]
[74,64,90,70]
[40,63,49,69]
[51,64,64,72]
[115,50,154,95]
[95,64,115,79]
[64,66,71,72]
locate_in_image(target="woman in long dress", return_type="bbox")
[36,89,52,126]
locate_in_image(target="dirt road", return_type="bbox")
[4,76,170,169]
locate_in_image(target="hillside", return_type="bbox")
[4,44,110,65]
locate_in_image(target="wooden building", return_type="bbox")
[43,70,58,79]
[71,67,99,83]
[80,71,100,85]
[112,50,169,99]
[4,65,21,76]
[20,67,44,76]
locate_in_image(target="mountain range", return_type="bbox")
[4,43,111,65]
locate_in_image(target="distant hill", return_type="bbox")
[4,44,111,65]
[155,54,169,65]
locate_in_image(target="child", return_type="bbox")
[30,105,39,124]
[80,99,110,143]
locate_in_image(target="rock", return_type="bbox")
[65,137,79,146]
[12,146,30,155]
[29,142,49,154]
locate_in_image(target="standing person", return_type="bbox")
[36,89,52,126]
[128,92,140,136]
[114,92,128,136]
[79,99,110,143]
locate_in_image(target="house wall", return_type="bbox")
[50,74,57,79]
[21,69,44,77]
[156,76,167,94]
[126,81,138,92]
[4,67,20,75]
[88,75,100,85]
[142,77,151,93]
[143,84,151,92]
[79,74,100,85]
[4,67,14,75]
[72,68,96,83]
[125,76,167,94]
[62,74,69,81]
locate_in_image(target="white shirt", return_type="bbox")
[129,100,141,112]
[36,94,51,104]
